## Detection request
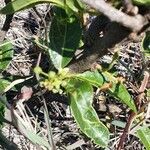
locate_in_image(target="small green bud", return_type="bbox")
[43,81,49,87]
[40,81,44,87]
[34,66,42,74]
[52,79,62,87]
[63,68,69,73]
[48,71,56,79]
[52,89,58,93]
[58,68,63,75]
[58,89,63,94]
[58,68,69,76]
[48,84,53,91]
[61,81,67,87]
[55,84,60,90]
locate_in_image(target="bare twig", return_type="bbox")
[33,7,49,44]
[81,0,147,32]
[122,0,138,15]
[138,71,149,93]
[117,112,136,150]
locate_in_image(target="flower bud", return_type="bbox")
[52,89,58,93]
[48,71,56,79]
[34,66,42,74]
[61,81,67,87]
[59,68,69,76]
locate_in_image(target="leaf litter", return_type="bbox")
[0,1,149,149]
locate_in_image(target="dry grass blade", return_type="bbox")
[43,95,56,150]
[12,101,52,149]
[4,76,33,93]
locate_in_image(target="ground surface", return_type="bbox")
[0,2,149,150]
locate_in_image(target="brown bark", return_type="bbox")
[81,0,148,32]
[68,19,130,73]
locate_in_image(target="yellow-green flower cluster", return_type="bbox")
[34,67,70,94]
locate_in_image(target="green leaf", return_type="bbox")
[0,0,65,14]
[0,0,84,18]
[109,83,137,112]
[0,78,10,128]
[0,101,5,128]
[0,96,6,128]
[147,89,150,98]
[65,0,87,14]
[0,78,11,93]
[111,120,126,128]
[137,127,150,150]
[76,70,104,87]
[76,0,87,10]
[133,0,150,6]
[49,9,82,69]
[0,41,13,71]
[66,79,109,147]
[75,70,136,112]
[0,0,84,15]
[25,131,51,149]
[65,0,79,14]
[102,72,137,112]
[142,31,150,57]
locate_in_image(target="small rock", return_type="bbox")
[108,104,122,116]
